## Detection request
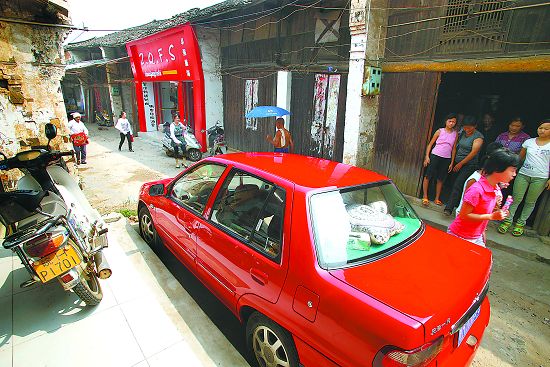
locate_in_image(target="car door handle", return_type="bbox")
[250,268,268,286]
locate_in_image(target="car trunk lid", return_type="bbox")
[328,226,492,340]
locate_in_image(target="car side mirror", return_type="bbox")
[45,123,57,140]
[149,184,165,196]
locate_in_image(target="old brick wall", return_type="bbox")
[0,5,72,188]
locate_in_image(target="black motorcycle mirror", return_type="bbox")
[44,123,57,149]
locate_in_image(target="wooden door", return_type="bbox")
[290,73,347,161]
[374,72,441,196]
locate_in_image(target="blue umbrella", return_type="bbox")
[245,106,291,118]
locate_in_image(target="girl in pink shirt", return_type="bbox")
[448,149,519,246]
[422,113,458,206]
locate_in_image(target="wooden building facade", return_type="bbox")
[215,0,351,160]
[376,0,550,234]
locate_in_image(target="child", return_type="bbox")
[455,142,504,217]
[448,148,520,247]
[498,119,550,236]
[422,113,458,206]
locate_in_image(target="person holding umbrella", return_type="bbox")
[266,118,294,153]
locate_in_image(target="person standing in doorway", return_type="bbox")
[115,111,134,152]
[266,118,294,153]
[495,117,530,154]
[479,112,499,159]
[68,112,89,165]
[444,116,484,216]
[421,113,458,206]
[498,119,550,236]
[170,115,187,168]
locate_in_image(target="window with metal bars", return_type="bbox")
[439,0,511,53]
[443,0,509,34]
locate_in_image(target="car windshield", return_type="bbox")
[310,182,422,269]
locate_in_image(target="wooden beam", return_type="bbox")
[382,56,550,73]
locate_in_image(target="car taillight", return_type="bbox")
[375,337,444,367]
[24,232,67,258]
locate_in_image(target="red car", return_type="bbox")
[138,153,491,367]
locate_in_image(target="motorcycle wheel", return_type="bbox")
[164,147,175,157]
[73,268,103,306]
[186,148,202,162]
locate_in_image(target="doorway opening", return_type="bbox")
[429,72,550,227]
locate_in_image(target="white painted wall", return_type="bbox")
[276,71,292,128]
[195,27,223,131]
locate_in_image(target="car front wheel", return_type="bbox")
[139,206,159,248]
[246,312,299,367]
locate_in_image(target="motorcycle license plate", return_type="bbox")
[33,245,81,283]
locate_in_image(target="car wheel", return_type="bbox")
[139,206,159,248]
[246,312,299,367]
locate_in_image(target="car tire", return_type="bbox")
[73,268,103,306]
[139,206,160,248]
[186,148,202,162]
[246,312,299,367]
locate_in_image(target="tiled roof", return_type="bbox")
[66,0,257,49]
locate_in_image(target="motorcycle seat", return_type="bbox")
[0,190,46,225]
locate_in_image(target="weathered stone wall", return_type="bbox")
[0,6,72,188]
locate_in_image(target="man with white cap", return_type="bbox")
[68,112,89,164]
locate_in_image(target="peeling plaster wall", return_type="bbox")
[0,12,71,187]
[196,27,223,130]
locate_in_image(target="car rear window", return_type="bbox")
[310,182,422,268]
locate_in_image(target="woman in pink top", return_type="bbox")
[448,148,519,246]
[422,113,458,206]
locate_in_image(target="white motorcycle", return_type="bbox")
[0,123,111,305]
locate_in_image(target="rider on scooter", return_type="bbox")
[169,115,187,168]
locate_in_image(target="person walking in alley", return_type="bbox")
[266,117,294,153]
[422,113,458,206]
[68,112,89,165]
[448,148,519,247]
[170,115,187,168]
[115,111,134,152]
[498,119,550,236]
[444,116,484,216]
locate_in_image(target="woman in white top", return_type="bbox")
[115,111,133,152]
[499,120,550,236]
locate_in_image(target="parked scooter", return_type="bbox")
[0,123,111,306]
[207,120,227,156]
[161,121,202,162]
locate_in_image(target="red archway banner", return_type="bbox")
[126,23,206,151]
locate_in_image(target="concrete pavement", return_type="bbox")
[0,214,249,367]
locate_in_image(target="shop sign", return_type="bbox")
[127,24,201,82]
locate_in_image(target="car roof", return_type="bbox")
[206,153,389,190]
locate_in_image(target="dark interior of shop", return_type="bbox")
[429,72,550,224]
[434,72,550,136]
